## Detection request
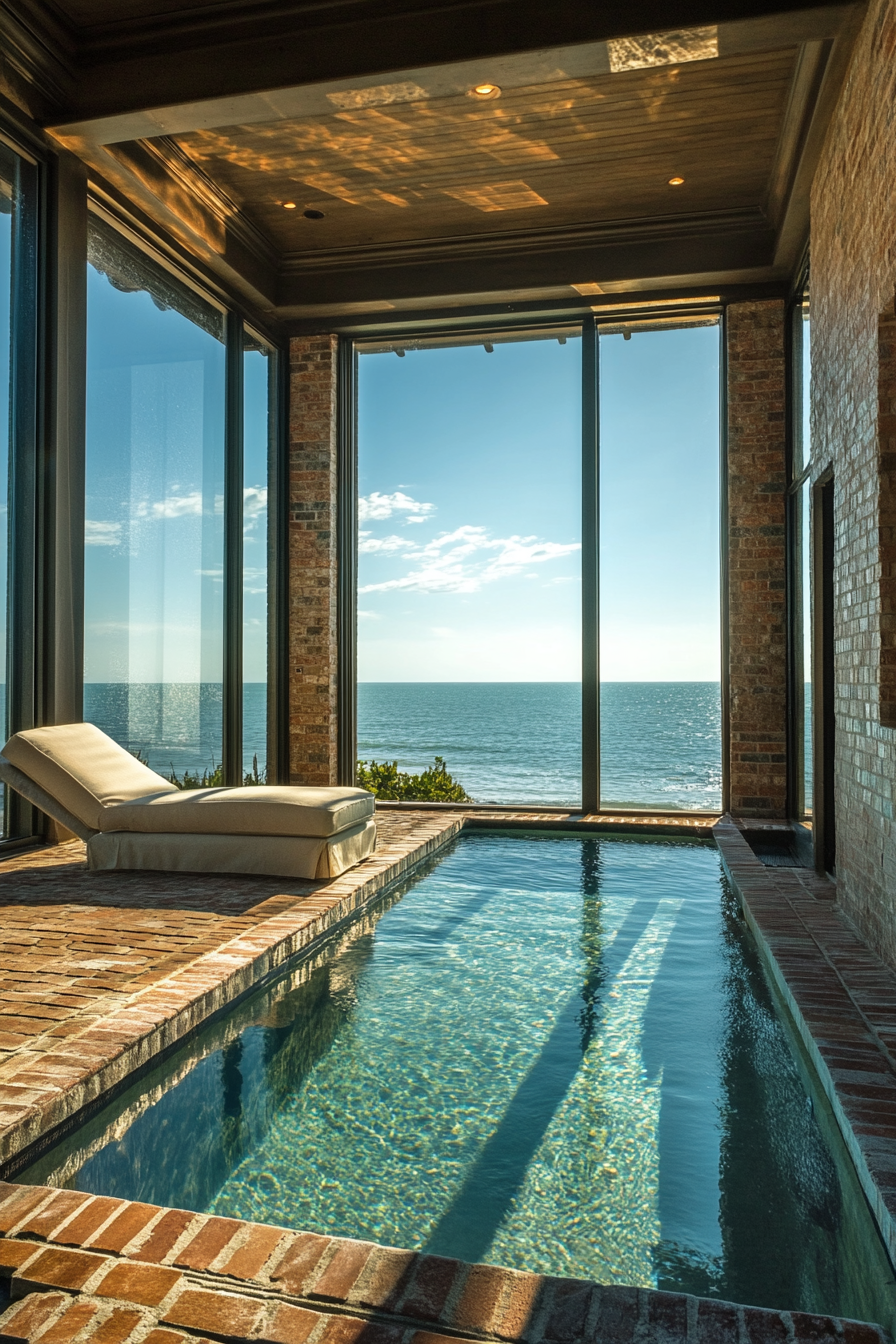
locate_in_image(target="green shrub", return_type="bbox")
[128,751,266,790]
[356,755,471,802]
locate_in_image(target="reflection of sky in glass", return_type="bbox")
[243,345,269,773]
[83,261,225,768]
[0,177,10,733]
[599,325,721,808]
[802,476,812,814]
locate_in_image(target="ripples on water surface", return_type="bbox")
[359,682,721,809]
[22,834,896,1329]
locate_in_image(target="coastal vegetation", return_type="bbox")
[356,756,471,802]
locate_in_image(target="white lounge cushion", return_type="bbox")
[87,818,377,880]
[100,783,374,838]
[2,723,177,831]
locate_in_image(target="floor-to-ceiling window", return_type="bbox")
[355,311,723,810]
[83,216,280,785]
[1,141,38,839]
[356,331,582,805]
[598,319,722,811]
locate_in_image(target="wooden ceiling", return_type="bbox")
[3,0,862,331]
[173,49,798,254]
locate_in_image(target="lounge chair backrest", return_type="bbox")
[2,723,177,832]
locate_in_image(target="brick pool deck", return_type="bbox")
[0,810,893,1342]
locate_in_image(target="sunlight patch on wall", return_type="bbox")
[607,26,718,73]
[327,82,430,110]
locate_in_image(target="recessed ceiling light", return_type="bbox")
[668,176,685,186]
[469,83,501,99]
[282,201,297,209]
[303,209,326,220]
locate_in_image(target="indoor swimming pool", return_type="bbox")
[18,833,896,1329]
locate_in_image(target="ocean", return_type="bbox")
[358,682,722,810]
[2,682,721,812]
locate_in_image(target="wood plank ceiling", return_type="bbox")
[18,0,858,329]
[172,49,797,255]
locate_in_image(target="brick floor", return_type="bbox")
[0,1183,887,1344]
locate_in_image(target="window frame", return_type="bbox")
[344,305,727,813]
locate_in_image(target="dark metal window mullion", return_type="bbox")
[267,345,289,785]
[222,310,244,787]
[337,337,358,787]
[582,316,600,814]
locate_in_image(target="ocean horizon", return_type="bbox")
[2,681,724,811]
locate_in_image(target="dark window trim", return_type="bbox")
[785,266,811,823]
[719,307,731,814]
[2,134,41,844]
[336,336,358,788]
[581,315,599,814]
[346,308,725,815]
[223,310,244,787]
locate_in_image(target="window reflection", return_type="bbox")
[0,158,11,832]
[243,336,271,781]
[83,219,226,781]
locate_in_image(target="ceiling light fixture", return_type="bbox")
[303,209,326,220]
[469,82,501,99]
[668,176,685,186]
[282,201,297,209]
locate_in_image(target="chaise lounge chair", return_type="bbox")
[0,723,376,880]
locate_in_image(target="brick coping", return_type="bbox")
[713,819,896,1269]
[0,1181,889,1344]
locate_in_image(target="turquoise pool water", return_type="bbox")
[19,834,896,1325]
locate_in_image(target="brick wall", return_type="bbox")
[811,0,896,963]
[288,335,339,787]
[726,300,788,818]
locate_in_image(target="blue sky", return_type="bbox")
[357,323,721,681]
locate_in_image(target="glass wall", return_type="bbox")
[598,320,722,811]
[356,333,582,806]
[1,142,37,839]
[83,219,227,781]
[0,156,12,775]
[242,333,272,781]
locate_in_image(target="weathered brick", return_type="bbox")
[162,1286,265,1337]
[12,1245,109,1294]
[288,335,338,787]
[93,1260,182,1306]
[0,1290,68,1342]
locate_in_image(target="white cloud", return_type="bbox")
[359,523,580,594]
[85,520,122,547]
[135,491,202,519]
[357,610,381,620]
[358,490,435,523]
[358,534,416,554]
[244,486,267,531]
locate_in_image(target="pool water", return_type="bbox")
[19,834,896,1326]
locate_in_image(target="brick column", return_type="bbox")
[288,335,339,786]
[726,300,788,818]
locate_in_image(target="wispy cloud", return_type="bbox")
[243,486,267,531]
[358,533,416,554]
[358,491,435,524]
[85,520,122,547]
[359,524,580,594]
